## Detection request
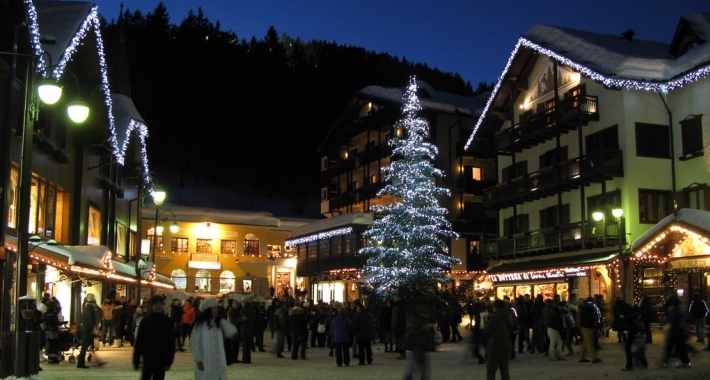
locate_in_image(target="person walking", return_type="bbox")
[77,293,101,369]
[190,297,237,380]
[43,300,61,364]
[181,299,197,348]
[272,301,288,358]
[662,294,691,368]
[621,305,648,371]
[289,301,308,360]
[100,298,114,347]
[547,302,566,360]
[169,299,185,352]
[402,299,435,380]
[577,297,602,363]
[391,294,407,360]
[238,301,255,363]
[353,303,374,365]
[331,306,353,367]
[531,294,545,353]
[689,292,708,344]
[133,295,175,380]
[484,299,513,380]
[379,300,393,352]
[639,295,654,344]
[516,295,532,353]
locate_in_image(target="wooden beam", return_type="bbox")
[491,109,511,121]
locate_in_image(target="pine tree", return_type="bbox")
[359,76,460,301]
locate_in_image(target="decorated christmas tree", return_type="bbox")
[359,76,460,301]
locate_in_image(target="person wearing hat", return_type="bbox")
[133,295,175,379]
[191,297,237,380]
[77,293,101,369]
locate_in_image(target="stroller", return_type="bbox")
[59,322,92,363]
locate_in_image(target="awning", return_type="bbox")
[6,235,108,270]
[487,251,619,274]
[631,208,710,254]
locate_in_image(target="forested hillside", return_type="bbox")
[100,4,491,213]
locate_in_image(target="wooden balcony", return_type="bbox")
[496,95,599,154]
[483,149,623,209]
[483,219,624,260]
[456,179,496,195]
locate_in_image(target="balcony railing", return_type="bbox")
[496,94,599,153]
[483,149,623,209]
[456,179,496,195]
[483,219,623,260]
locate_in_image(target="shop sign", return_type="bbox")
[669,258,710,269]
[188,261,221,270]
[489,267,587,283]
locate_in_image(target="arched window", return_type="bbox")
[244,233,259,256]
[195,270,211,293]
[219,271,235,293]
[171,269,187,290]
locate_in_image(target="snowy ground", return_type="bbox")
[7,328,710,380]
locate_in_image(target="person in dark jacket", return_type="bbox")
[289,301,308,359]
[134,295,175,380]
[77,294,101,369]
[663,294,690,368]
[612,297,628,343]
[391,294,407,359]
[380,300,393,351]
[639,295,655,344]
[238,301,256,363]
[689,292,708,343]
[621,305,648,371]
[531,294,545,353]
[331,306,353,366]
[547,302,566,360]
[169,299,185,352]
[253,302,268,352]
[353,303,374,365]
[516,295,532,353]
[577,297,601,363]
[272,301,288,358]
[484,299,513,380]
[402,299,435,380]
[43,300,62,364]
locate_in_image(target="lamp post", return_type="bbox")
[2,47,90,377]
[156,210,179,236]
[592,190,625,299]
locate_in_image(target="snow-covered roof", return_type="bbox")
[29,242,109,268]
[141,203,284,227]
[286,212,373,241]
[465,12,710,151]
[359,80,489,116]
[631,208,710,252]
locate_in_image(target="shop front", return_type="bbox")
[631,209,710,305]
[486,251,619,301]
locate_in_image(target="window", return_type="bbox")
[195,269,211,292]
[343,236,355,254]
[585,125,619,154]
[501,160,527,182]
[6,167,18,228]
[297,245,306,261]
[639,189,670,224]
[321,156,328,171]
[321,187,328,201]
[330,237,342,257]
[219,271,235,292]
[635,123,670,158]
[267,244,282,258]
[116,223,127,258]
[640,267,663,304]
[87,205,101,245]
[370,174,377,184]
[244,233,259,256]
[283,245,296,258]
[172,237,188,253]
[539,147,568,168]
[463,166,482,181]
[221,240,236,254]
[466,240,483,271]
[171,269,187,290]
[503,214,529,236]
[684,186,706,211]
[307,242,317,259]
[539,204,570,229]
[680,115,703,156]
[318,240,329,259]
[196,239,212,253]
[147,230,163,254]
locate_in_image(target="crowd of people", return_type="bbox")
[28,287,710,380]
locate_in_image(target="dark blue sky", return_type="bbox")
[91,0,709,87]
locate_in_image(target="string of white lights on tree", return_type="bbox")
[464,36,710,151]
[359,76,460,299]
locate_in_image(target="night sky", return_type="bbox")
[89,0,709,87]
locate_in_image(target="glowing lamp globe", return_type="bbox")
[67,100,89,123]
[37,79,62,104]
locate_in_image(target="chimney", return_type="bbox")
[619,29,635,41]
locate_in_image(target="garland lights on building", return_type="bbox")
[464,36,710,151]
[285,227,354,247]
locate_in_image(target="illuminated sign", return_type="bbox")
[669,258,710,269]
[488,267,587,283]
[188,261,221,270]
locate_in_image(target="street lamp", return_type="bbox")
[156,210,179,235]
[592,190,625,293]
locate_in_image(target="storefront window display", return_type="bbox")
[496,286,514,300]
[534,283,556,299]
[515,285,532,298]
